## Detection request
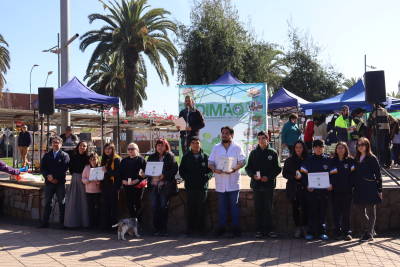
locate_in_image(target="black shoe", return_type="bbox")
[153,229,162,236]
[268,231,277,238]
[36,222,49,229]
[214,226,225,237]
[160,229,167,236]
[232,226,241,237]
[59,222,65,230]
[255,231,263,238]
[185,227,195,236]
[334,235,343,240]
[360,233,373,242]
[199,228,207,236]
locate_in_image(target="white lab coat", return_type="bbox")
[208,142,246,192]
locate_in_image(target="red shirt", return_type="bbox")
[304,121,314,141]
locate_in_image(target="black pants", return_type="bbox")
[253,188,274,232]
[307,192,330,236]
[124,185,145,224]
[331,193,352,236]
[305,141,313,154]
[287,145,293,155]
[101,185,119,227]
[291,198,308,227]
[186,189,207,230]
[372,133,389,166]
[180,136,191,155]
[86,193,101,228]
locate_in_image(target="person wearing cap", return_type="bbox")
[304,117,318,154]
[335,105,356,156]
[60,126,79,158]
[18,125,32,168]
[367,103,390,166]
[300,139,337,240]
[352,108,367,141]
[179,136,213,236]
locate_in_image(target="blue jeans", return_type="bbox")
[150,185,170,230]
[217,190,240,227]
[43,183,66,223]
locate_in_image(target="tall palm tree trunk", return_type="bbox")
[124,47,140,145]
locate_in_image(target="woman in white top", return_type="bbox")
[314,115,328,141]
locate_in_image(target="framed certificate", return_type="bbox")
[216,156,234,172]
[89,167,104,181]
[308,172,330,189]
[145,162,164,176]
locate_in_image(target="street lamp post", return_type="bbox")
[45,71,53,87]
[30,64,39,110]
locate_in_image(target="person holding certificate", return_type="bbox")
[300,139,336,240]
[100,143,122,231]
[352,137,382,242]
[331,142,355,241]
[208,126,246,237]
[245,131,282,238]
[64,140,90,229]
[147,138,178,236]
[81,152,102,230]
[120,143,147,229]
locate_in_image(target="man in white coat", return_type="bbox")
[208,126,246,237]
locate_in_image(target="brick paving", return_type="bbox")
[0,222,399,266]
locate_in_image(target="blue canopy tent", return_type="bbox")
[268,87,310,116]
[300,79,400,114]
[210,71,243,85]
[33,77,121,165]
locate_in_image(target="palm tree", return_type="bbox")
[343,77,360,89]
[80,0,178,144]
[0,34,11,91]
[84,52,147,112]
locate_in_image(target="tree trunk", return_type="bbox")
[124,46,139,146]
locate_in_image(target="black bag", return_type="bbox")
[325,130,337,146]
[164,179,179,197]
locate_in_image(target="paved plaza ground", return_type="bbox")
[0,217,399,267]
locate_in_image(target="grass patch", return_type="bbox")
[0,158,13,167]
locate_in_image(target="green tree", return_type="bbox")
[80,0,178,144]
[176,0,287,93]
[281,21,344,102]
[387,91,400,98]
[0,34,10,91]
[343,77,361,89]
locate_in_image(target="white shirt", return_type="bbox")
[208,141,246,192]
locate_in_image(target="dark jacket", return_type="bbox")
[178,107,205,138]
[352,154,383,205]
[179,149,213,190]
[69,153,89,175]
[245,144,282,189]
[282,155,307,200]
[301,154,337,196]
[332,157,355,195]
[120,156,147,186]
[60,133,79,143]
[18,131,32,147]
[102,157,122,189]
[335,115,354,142]
[353,115,366,140]
[147,151,178,183]
[41,149,70,185]
[368,106,390,135]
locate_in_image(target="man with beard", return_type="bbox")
[335,105,356,155]
[208,126,246,237]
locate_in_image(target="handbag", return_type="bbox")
[164,178,179,197]
[325,130,337,146]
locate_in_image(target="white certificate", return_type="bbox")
[308,172,330,189]
[89,167,104,181]
[145,162,164,176]
[174,117,187,130]
[216,156,234,172]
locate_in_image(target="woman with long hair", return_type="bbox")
[147,138,178,236]
[282,140,309,238]
[331,142,354,240]
[120,143,147,229]
[353,137,382,242]
[314,115,328,141]
[64,140,90,228]
[100,143,122,231]
[81,152,102,230]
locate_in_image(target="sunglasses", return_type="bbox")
[357,143,366,147]
[127,148,137,151]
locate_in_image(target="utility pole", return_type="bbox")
[60,0,70,131]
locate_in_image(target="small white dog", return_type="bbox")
[112,218,140,240]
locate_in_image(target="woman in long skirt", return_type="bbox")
[64,140,90,228]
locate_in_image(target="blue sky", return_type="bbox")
[1,0,399,115]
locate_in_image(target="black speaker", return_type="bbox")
[38,87,55,114]
[365,71,386,104]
